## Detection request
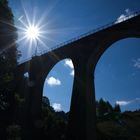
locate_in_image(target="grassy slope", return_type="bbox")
[97,110,140,140]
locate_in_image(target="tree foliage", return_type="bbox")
[0,0,20,139]
[40,96,67,140]
[114,104,121,113]
[96,98,121,117]
[0,0,20,112]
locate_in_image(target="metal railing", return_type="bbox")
[18,10,140,65]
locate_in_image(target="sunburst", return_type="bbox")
[25,25,40,40]
[17,7,49,56]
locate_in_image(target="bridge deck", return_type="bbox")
[19,10,140,65]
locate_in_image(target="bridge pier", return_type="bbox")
[68,57,96,140]
[14,70,31,126]
[28,59,44,124]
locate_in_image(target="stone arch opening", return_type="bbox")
[94,37,140,139]
[41,58,75,139]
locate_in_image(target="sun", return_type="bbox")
[17,8,50,56]
[25,25,40,40]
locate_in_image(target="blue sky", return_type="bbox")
[9,0,140,112]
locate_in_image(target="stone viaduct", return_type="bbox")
[16,12,140,140]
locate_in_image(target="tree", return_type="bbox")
[98,98,109,116]
[38,96,68,140]
[106,101,113,113]
[114,104,121,113]
[42,96,50,106]
[0,0,20,111]
[0,0,20,139]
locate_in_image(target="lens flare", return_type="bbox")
[17,7,50,56]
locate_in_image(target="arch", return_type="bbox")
[20,56,76,125]
[42,58,75,112]
[95,37,140,107]
[40,58,75,139]
[88,32,140,74]
[94,37,140,139]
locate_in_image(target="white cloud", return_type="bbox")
[64,59,74,69]
[64,59,75,76]
[136,98,140,101]
[116,14,127,23]
[115,8,134,23]
[52,103,62,111]
[46,76,61,86]
[133,58,140,69]
[70,70,74,76]
[116,100,131,106]
[116,98,140,106]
